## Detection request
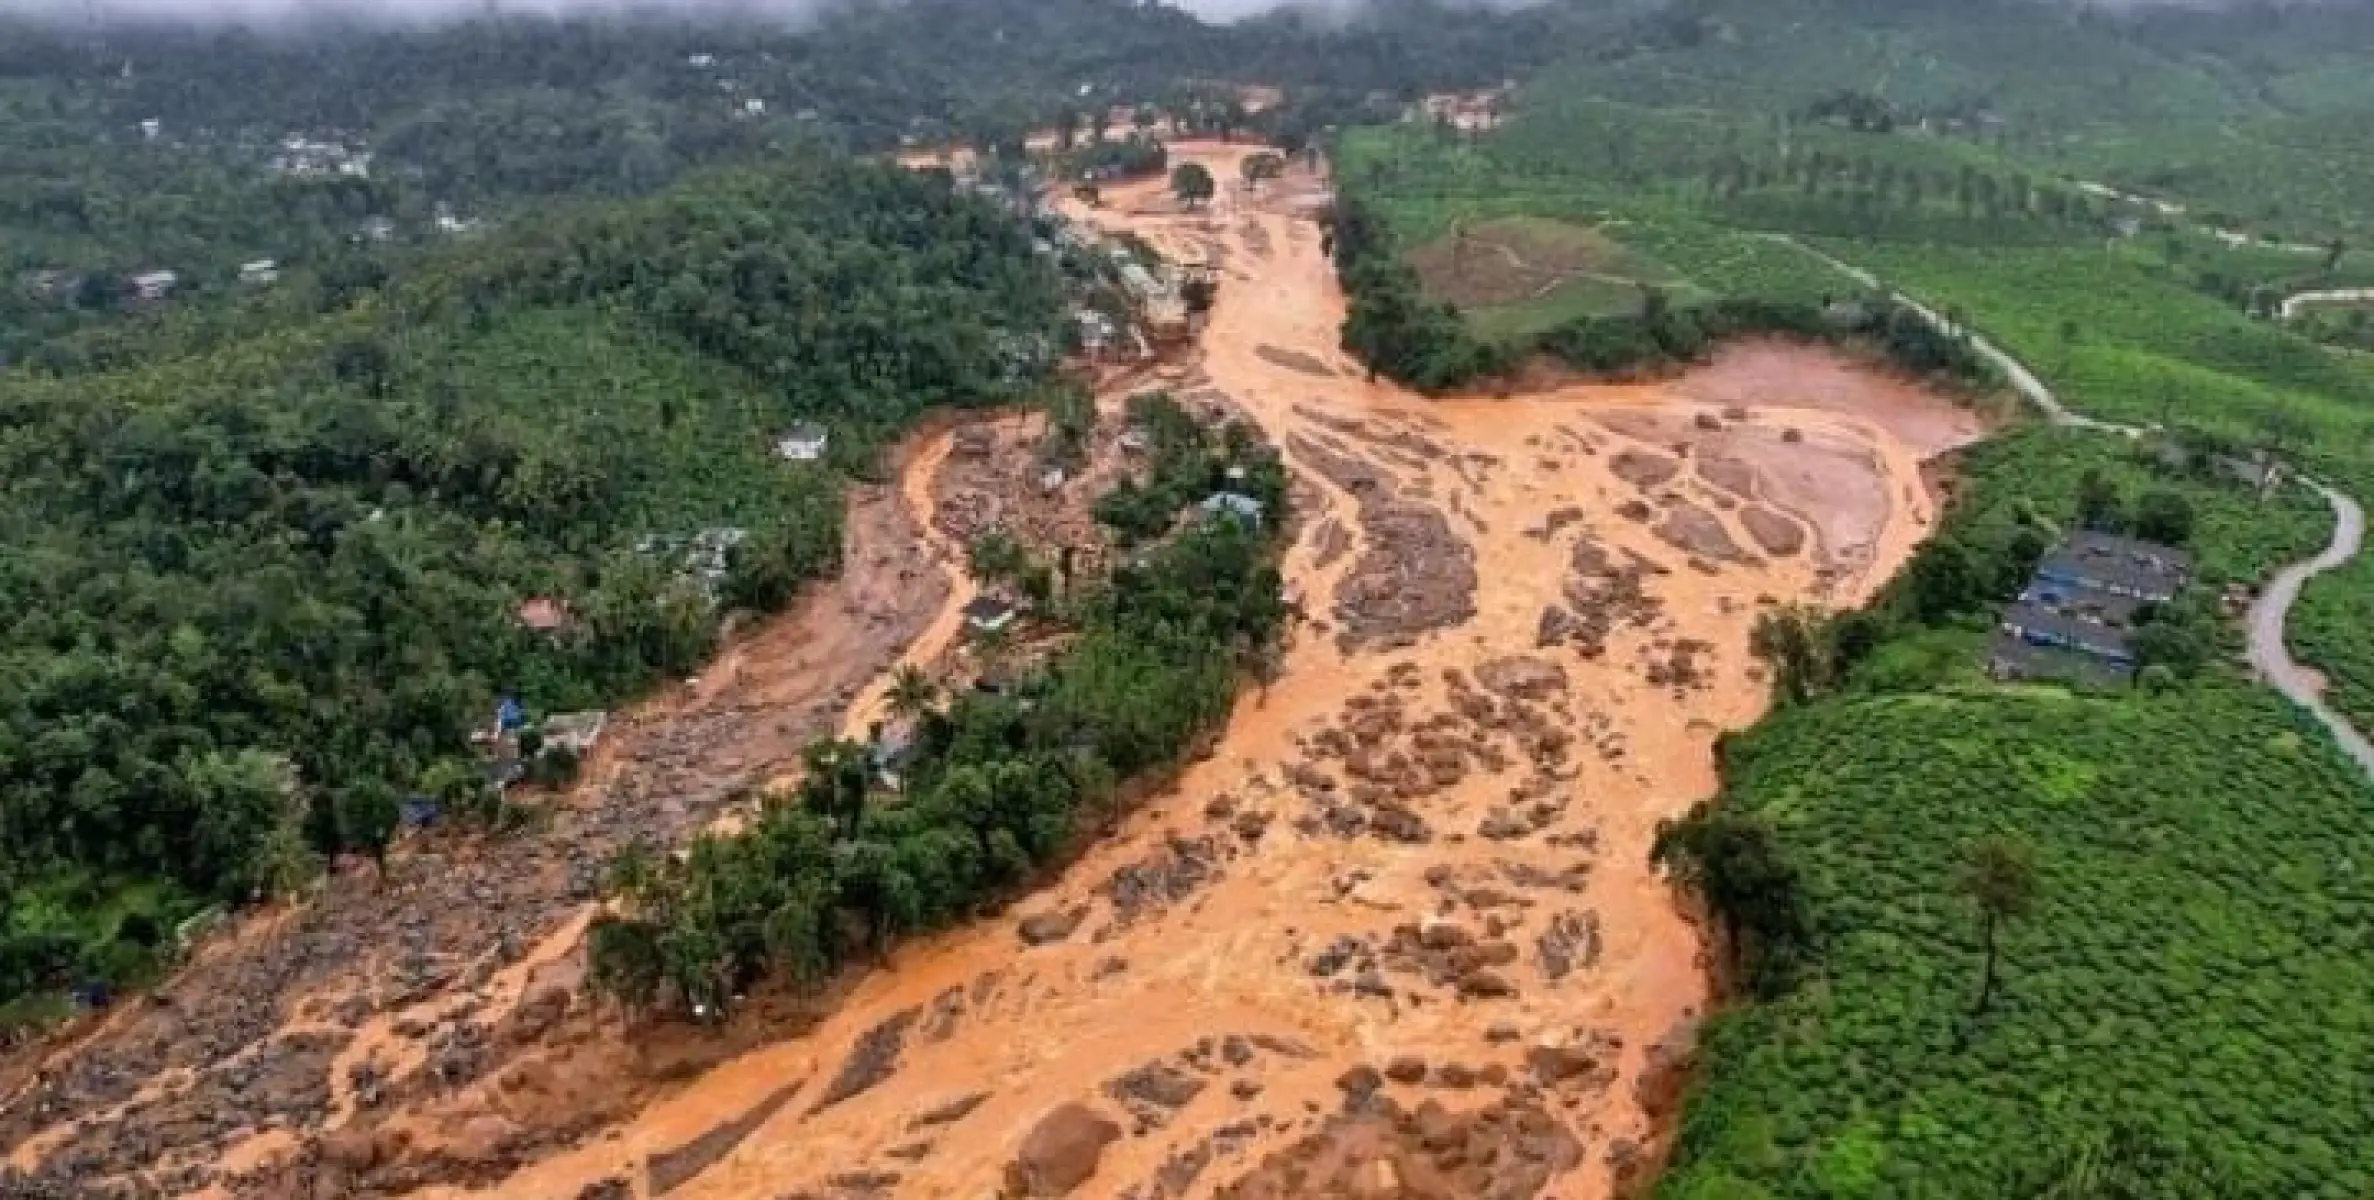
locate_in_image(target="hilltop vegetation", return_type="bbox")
[0,0,1643,358]
[0,154,1061,1010]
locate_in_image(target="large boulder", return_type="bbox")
[1006,1102,1122,1196]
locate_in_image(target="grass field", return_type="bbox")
[1403,214,1704,338]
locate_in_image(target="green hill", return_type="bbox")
[0,153,1060,1010]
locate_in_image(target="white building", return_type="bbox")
[130,270,178,301]
[239,259,280,286]
[775,422,830,462]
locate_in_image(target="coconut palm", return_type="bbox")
[886,664,938,724]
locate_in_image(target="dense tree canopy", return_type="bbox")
[0,152,1062,1006]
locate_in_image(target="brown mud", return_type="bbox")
[0,141,1987,1200]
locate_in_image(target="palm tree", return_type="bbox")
[886,664,938,724]
[1959,836,2039,1016]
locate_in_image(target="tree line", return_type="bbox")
[0,153,1062,1008]
[588,476,1289,1018]
[1326,190,2001,394]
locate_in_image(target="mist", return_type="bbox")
[0,0,1523,27]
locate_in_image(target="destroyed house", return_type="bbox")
[1198,491,1266,527]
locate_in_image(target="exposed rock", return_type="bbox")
[1651,501,1751,564]
[318,1129,380,1173]
[1535,910,1603,982]
[1473,656,1568,702]
[1738,504,1805,557]
[1456,969,1517,1000]
[1610,450,1680,489]
[1335,1066,1384,1105]
[1210,1093,1583,1199]
[649,1080,803,1195]
[812,1008,919,1113]
[1005,1103,1122,1197]
[911,1092,992,1129]
[1017,906,1087,947]
[1106,1062,1207,1111]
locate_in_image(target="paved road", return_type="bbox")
[2280,287,2374,322]
[2247,481,2374,773]
[1769,235,2374,777]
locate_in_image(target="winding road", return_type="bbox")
[2280,288,2374,322]
[1770,235,2374,777]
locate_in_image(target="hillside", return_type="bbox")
[1326,1,2374,1193]
[0,152,1061,1016]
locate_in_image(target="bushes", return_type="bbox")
[1093,392,1288,544]
[1656,426,2363,1197]
[1326,191,1508,391]
[588,498,1287,1018]
[0,152,1064,1011]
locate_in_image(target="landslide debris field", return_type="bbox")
[0,145,1985,1200]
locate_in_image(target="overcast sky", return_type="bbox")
[0,0,2260,27]
[0,0,1364,24]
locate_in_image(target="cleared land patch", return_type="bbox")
[1405,215,1698,339]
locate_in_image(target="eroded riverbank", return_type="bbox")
[424,145,1979,1200]
[2,143,1988,1200]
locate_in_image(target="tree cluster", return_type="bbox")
[0,154,1061,1005]
[588,499,1288,1018]
[1092,392,1288,546]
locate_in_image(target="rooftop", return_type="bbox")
[2035,530,2191,598]
[1987,632,2135,690]
[2018,578,2145,627]
[1199,491,1266,523]
[2000,602,2135,661]
[964,595,1017,626]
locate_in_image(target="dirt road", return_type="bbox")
[332,144,1982,1200]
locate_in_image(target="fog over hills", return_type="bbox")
[2,0,1556,26]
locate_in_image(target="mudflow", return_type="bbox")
[0,142,1984,1200]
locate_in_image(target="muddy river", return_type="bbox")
[427,145,1979,1198]
[1,143,1983,1200]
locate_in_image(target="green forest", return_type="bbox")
[0,0,1606,1020]
[0,154,1062,1010]
[0,0,1630,359]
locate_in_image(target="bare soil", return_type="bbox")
[2,140,1990,1200]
